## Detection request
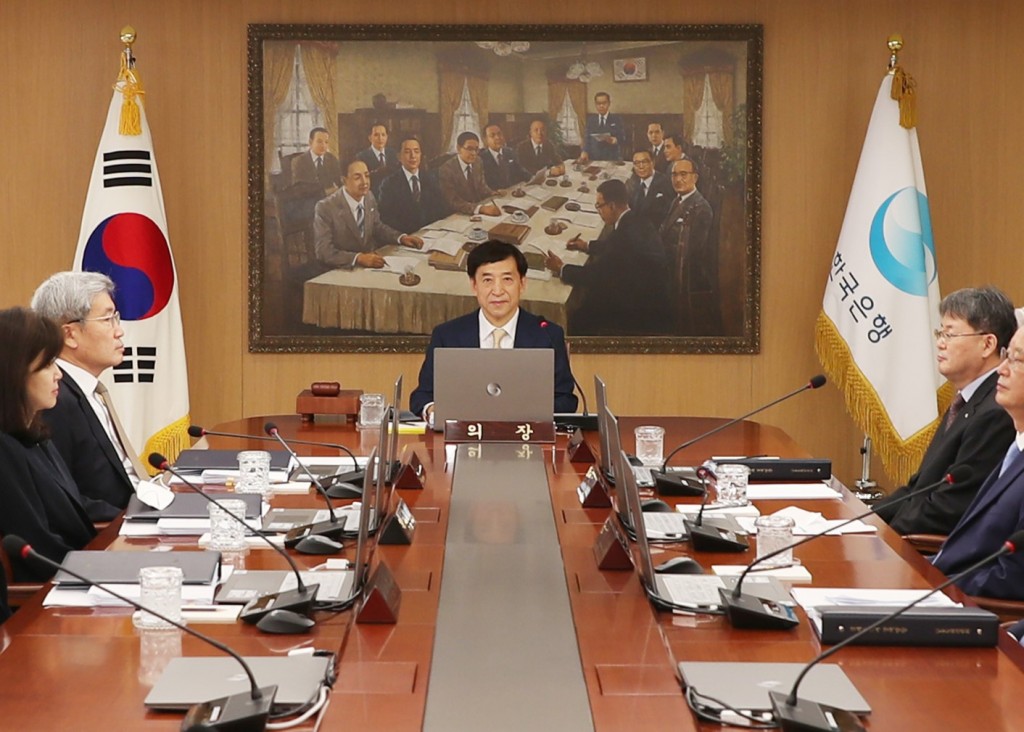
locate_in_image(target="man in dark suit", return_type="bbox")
[355,122,398,198]
[626,150,673,229]
[579,91,624,163]
[378,136,449,234]
[933,324,1024,599]
[647,122,669,173]
[515,119,565,177]
[437,132,501,217]
[660,158,716,334]
[662,131,688,168]
[543,179,672,336]
[289,127,341,199]
[31,272,139,521]
[480,123,532,190]
[874,287,1017,535]
[314,159,424,269]
[409,240,578,421]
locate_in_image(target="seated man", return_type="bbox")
[480,123,532,190]
[378,135,449,235]
[437,132,501,217]
[30,272,140,521]
[314,159,424,269]
[409,240,578,422]
[515,119,565,178]
[932,324,1024,599]
[874,286,1017,535]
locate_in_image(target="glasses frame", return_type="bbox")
[1000,347,1024,372]
[933,329,989,344]
[69,311,121,328]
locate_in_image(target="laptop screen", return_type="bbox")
[595,375,614,480]
[433,348,554,426]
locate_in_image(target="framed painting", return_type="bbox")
[247,24,762,353]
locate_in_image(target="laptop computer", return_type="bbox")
[215,569,354,604]
[594,376,656,490]
[433,348,554,428]
[145,655,333,711]
[677,661,871,716]
[53,550,222,587]
[125,492,262,521]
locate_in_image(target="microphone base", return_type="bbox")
[239,584,319,627]
[684,520,749,552]
[284,519,347,548]
[719,587,799,630]
[769,691,865,732]
[324,469,366,488]
[555,413,600,432]
[182,685,278,732]
[653,470,704,497]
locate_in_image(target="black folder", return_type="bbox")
[53,550,222,586]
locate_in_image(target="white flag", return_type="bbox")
[815,73,944,483]
[74,55,190,466]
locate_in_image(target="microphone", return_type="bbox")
[537,317,598,431]
[722,465,973,630]
[654,375,827,495]
[189,424,364,485]
[149,452,321,633]
[684,466,749,552]
[769,528,1024,731]
[262,422,353,540]
[3,534,278,730]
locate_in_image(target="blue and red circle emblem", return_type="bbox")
[82,213,174,321]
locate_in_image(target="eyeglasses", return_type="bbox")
[70,311,121,328]
[932,329,988,344]
[632,158,652,166]
[1000,347,1024,373]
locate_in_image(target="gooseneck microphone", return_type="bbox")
[538,317,598,431]
[3,534,277,730]
[770,528,1024,732]
[722,465,973,630]
[654,375,827,495]
[684,466,749,552]
[149,452,321,633]
[189,424,364,483]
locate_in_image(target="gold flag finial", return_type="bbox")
[887,34,916,130]
[116,25,144,136]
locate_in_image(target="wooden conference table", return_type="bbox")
[3,415,1024,730]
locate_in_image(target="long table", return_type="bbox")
[3,416,1024,730]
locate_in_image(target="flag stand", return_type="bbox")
[854,436,883,503]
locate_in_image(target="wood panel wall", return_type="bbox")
[1,0,1021,488]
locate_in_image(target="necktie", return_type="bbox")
[94,382,148,479]
[356,203,365,237]
[600,115,606,128]
[411,174,420,202]
[315,156,324,181]
[642,181,649,198]
[465,165,472,181]
[535,145,542,157]
[379,152,385,166]
[496,150,504,167]
[1000,443,1021,478]
[945,394,966,431]
[492,328,508,349]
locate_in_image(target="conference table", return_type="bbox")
[3,415,1024,730]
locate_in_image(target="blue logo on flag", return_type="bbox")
[869,187,936,296]
[82,213,174,321]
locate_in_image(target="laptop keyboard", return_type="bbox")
[643,512,689,537]
[632,466,655,488]
[659,575,726,607]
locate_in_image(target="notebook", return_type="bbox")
[172,449,291,473]
[677,661,871,715]
[125,492,262,521]
[215,570,354,604]
[53,550,221,587]
[145,655,333,710]
[433,348,554,428]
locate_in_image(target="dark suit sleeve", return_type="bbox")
[955,496,1024,598]
[548,323,579,413]
[409,328,443,418]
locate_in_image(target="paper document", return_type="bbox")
[43,581,215,608]
[745,482,841,500]
[713,564,813,582]
[735,506,876,536]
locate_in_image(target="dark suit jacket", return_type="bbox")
[356,146,398,197]
[515,140,562,173]
[289,151,341,198]
[0,433,96,582]
[313,190,403,269]
[480,147,531,190]
[437,156,496,215]
[933,444,1024,599]
[378,167,449,234]
[582,113,624,161]
[409,309,578,417]
[559,210,672,336]
[650,145,669,173]
[659,188,716,332]
[626,171,674,230]
[874,373,1015,535]
[41,369,134,521]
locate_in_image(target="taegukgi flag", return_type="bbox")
[815,64,944,483]
[73,37,191,467]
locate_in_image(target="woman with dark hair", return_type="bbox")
[0,307,95,582]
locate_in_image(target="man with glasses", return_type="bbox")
[626,150,673,228]
[438,131,501,217]
[933,320,1024,599]
[30,272,138,520]
[875,286,1017,535]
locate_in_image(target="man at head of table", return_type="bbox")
[408,239,579,423]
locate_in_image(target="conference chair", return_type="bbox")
[0,537,43,612]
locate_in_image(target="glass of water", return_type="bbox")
[236,450,272,497]
[132,566,184,630]
[358,392,386,429]
[715,463,750,506]
[207,498,248,552]
[634,425,665,467]
[755,514,797,567]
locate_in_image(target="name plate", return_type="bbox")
[576,465,611,508]
[444,420,555,444]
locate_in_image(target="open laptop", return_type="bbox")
[617,446,789,612]
[433,348,554,429]
[594,375,655,489]
[677,661,871,716]
[146,655,333,711]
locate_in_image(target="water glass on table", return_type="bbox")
[132,566,184,630]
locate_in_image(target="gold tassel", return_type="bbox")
[116,51,145,136]
[890,66,917,130]
[815,312,941,484]
[142,414,191,475]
